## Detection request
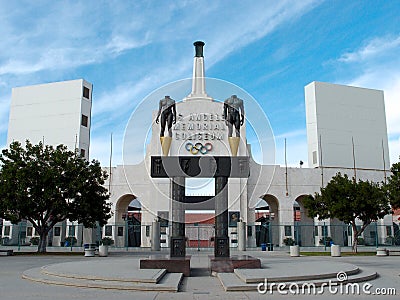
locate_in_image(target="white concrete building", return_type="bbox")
[2,79,93,247]
[7,79,92,159]
[305,81,389,170]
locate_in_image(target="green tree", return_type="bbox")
[303,173,390,252]
[0,141,112,253]
[387,158,400,210]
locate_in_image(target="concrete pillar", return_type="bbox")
[151,221,161,251]
[279,201,295,246]
[215,176,229,257]
[82,227,96,245]
[238,221,246,251]
[170,177,186,257]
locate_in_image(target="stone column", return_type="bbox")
[215,176,229,257]
[170,177,186,257]
[237,221,246,251]
[151,220,160,251]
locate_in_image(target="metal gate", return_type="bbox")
[185,224,215,248]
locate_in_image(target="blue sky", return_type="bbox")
[0,1,399,167]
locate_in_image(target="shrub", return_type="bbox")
[283,237,295,246]
[385,236,394,245]
[319,236,333,246]
[357,237,365,245]
[30,237,40,245]
[100,237,114,246]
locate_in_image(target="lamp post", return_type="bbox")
[269,212,275,250]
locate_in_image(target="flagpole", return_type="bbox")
[319,134,324,187]
[352,136,357,182]
[285,138,288,196]
[108,133,113,192]
[382,139,387,184]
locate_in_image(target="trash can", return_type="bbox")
[261,243,267,251]
[267,243,273,251]
[84,243,96,257]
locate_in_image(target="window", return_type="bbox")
[386,226,392,236]
[284,225,292,236]
[80,149,86,157]
[81,114,89,127]
[68,225,75,236]
[4,225,10,236]
[104,226,112,236]
[27,227,33,237]
[370,231,376,239]
[54,227,61,237]
[117,226,124,236]
[146,226,150,237]
[83,86,90,99]
[315,226,319,236]
[312,151,317,164]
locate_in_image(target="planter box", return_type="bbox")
[290,245,300,257]
[331,245,341,257]
[99,245,109,257]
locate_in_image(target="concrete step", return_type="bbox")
[234,261,360,283]
[22,267,183,292]
[217,269,378,292]
[41,264,166,283]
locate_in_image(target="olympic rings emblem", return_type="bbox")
[185,142,213,155]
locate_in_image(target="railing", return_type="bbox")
[1,222,399,250]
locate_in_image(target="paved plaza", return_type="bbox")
[0,249,399,299]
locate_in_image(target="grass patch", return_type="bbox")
[13,251,83,256]
[300,251,376,256]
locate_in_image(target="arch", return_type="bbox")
[115,194,137,223]
[294,195,315,246]
[255,194,280,247]
[114,194,142,247]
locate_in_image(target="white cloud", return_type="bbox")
[0,1,320,77]
[338,35,400,63]
[106,35,151,55]
[274,129,307,140]
[195,1,320,68]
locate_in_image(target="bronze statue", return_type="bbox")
[156,96,176,137]
[223,95,244,137]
